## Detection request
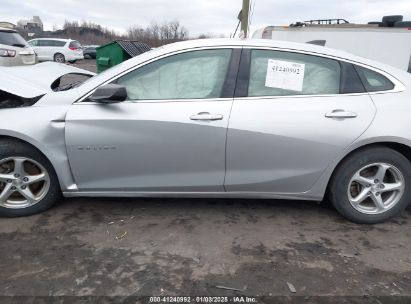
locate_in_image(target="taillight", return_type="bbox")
[0,49,16,57]
[69,47,78,51]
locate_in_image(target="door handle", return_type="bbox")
[190,112,223,121]
[325,109,357,118]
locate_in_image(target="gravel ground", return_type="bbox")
[1,59,410,302]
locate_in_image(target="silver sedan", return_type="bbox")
[0,39,411,223]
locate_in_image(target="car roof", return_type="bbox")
[29,38,74,42]
[160,38,368,63]
[0,27,17,33]
[157,38,411,77]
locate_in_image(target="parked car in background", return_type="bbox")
[1,39,411,224]
[83,45,98,59]
[28,38,83,63]
[0,27,36,66]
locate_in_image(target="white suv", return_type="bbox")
[0,27,36,66]
[28,38,84,63]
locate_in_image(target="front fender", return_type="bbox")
[0,106,76,191]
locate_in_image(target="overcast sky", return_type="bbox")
[1,0,411,37]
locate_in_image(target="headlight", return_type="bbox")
[0,49,16,57]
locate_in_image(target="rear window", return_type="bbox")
[69,41,82,49]
[52,40,66,47]
[354,65,394,92]
[0,31,28,48]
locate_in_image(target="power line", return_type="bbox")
[231,20,241,38]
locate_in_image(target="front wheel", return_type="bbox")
[0,140,61,217]
[329,146,411,224]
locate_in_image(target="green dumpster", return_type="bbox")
[96,40,151,73]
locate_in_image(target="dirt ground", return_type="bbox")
[1,59,410,302]
[1,198,410,299]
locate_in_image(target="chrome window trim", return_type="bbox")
[78,97,234,105]
[241,46,405,99]
[230,92,375,102]
[76,46,242,104]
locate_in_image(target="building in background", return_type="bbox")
[17,16,43,31]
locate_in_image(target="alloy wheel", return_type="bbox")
[0,157,50,209]
[55,54,65,63]
[347,162,405,215]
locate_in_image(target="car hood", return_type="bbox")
[0,62,95,98]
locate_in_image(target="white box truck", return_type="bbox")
[252,16,411,72]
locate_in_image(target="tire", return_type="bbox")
[0,140,61,217]
[329,146,411,224]
[54,53,65,63]
[84,54,91,59]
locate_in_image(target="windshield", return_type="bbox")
[0,31,28,48]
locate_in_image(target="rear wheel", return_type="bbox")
[54,53,65,63]
[0,141,60,217]
[329,146,411,224]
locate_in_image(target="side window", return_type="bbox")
[355,65,394,92]
[28,40,37,46]
[339,62,366,94]
[116,49,232,100]
[54,40,66,47]
[248,50,341,97]
[38,40,51,47]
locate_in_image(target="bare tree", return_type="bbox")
[21,18,193,47]
[127,20,188,47]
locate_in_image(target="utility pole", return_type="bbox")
[241,0,250,38]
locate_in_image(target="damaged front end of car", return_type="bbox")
[0,61,95,109]
[0,90,43,109]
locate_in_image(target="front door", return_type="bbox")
[65,48,237,192]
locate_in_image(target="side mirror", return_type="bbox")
[89,84,127,103]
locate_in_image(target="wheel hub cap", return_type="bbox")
[0,157,50,209]
[348,162,405,215]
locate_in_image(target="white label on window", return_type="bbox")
[265,59,305,92]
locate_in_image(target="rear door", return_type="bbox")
[65,48,240,192]
[225,48,376,194]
